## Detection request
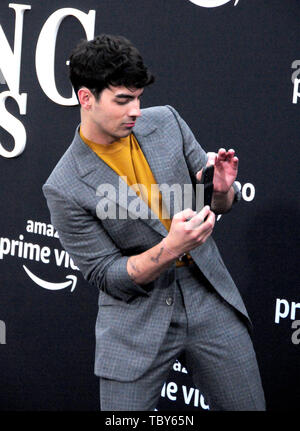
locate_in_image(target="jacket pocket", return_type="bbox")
[98,289,142,308]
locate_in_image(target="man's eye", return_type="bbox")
[116,100,129,105]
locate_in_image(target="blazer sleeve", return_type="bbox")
[165,105,241,204]
[165,105,208,181]
[43,183,152,302]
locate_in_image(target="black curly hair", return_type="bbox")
[69,34,155,100]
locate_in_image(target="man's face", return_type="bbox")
[88,85,143,144]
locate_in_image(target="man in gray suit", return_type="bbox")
[43,34,266,411]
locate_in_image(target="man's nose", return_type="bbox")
[128,100,141,118]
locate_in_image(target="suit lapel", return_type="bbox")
[70,125,169,238]
[134,118,178,221]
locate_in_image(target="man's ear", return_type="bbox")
[78,87,93,110]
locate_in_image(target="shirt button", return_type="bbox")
[166,297,173,306]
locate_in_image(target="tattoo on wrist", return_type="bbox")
[150,245,164,264]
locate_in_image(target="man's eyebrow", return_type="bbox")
[115,94,135,99]
[114,91,144,100]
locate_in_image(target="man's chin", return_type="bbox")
[118,129,133,138]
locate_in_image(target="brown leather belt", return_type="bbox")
[175,253,194,267]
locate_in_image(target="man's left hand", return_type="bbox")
[196,148,238,194]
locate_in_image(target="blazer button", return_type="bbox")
[166,297,173,306]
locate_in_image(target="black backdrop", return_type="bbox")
[0,0,299,411]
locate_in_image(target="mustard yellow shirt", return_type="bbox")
[80,129,171,232]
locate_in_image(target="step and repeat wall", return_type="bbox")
[0,0,299,411]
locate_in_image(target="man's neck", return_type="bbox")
[80,122,114,146]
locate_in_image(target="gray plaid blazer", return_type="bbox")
[43,105,250,381]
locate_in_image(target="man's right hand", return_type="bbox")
[164,206,216,258]
[127,206,215,285]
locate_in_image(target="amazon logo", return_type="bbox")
[0,232,78,292]
[23,265,77,292]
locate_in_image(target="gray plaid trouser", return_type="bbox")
[99,264,266,411]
